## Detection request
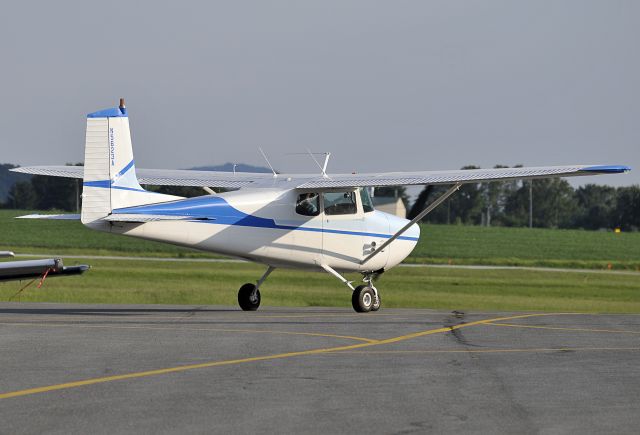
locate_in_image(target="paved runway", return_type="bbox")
[1,303,639,434]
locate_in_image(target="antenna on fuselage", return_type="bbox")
[322,152,331,178]
[258,147,277,177]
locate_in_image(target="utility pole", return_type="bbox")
[76,179,80,213]
[528,180,533,228]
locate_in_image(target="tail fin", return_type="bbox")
[81,99,181,229]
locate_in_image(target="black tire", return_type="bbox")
[238,283,261,311]
[371,292,381,311]
[352,285,374,313]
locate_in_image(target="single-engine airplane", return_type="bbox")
[12,100,630,312]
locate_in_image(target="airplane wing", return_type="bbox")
[0,258,89,282]
[10,166,273,189]
[295,165,631,189]
[12,164,630,190]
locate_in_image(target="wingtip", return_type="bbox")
[580,165,631,174]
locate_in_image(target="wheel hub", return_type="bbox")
[363,292,372,307]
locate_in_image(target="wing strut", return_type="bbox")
[361,182,462,266]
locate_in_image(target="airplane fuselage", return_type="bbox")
[102,188,420,273]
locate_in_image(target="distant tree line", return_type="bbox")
[409,165,640,231]
[2,163,83,211]
[2,163,638,231]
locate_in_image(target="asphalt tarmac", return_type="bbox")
[1,303,639,434]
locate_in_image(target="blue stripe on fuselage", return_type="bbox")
[112,196,419,241]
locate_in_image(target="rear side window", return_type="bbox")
[296,193,320,216]
[359,188,374,213]
[323,191,357,215]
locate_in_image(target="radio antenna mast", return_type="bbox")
[258,147,277,177]
[321,152,331,178]
[306,149,331,178]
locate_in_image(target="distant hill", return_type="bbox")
[189,163,272,173]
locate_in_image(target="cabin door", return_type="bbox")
[321,190,366,270]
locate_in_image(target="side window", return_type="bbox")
[359,187,374,213]
[323,191,357,215]
[296,193,320,216]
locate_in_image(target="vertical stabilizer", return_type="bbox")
[81,100,181,230]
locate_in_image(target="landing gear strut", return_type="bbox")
[238,266,275,311]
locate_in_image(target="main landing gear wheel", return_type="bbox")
[352,285,375,313]
[238,283,261,311]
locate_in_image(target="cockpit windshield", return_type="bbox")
[323,191,357,215]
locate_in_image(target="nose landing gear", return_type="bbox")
[321,264,383,313]
[351,285,380,312]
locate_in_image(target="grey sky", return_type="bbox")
[1,0,638,187]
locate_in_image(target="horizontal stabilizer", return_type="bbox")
[17,214,81,220]
[104,214,215,223]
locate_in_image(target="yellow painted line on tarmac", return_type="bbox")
[0,321,377,344]
[486,322,640,335]
[0,341,374,400]
[375,312,561,344]
[0,312,569,400]
[336,347,640,355]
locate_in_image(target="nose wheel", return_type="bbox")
[351,285,381,312]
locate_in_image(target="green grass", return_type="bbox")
[1,210,638,269]
[1,209,639,312]
[1,259,638,313]
[411,224,640,270]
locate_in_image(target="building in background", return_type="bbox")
[372,196,406,218]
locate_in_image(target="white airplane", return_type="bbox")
[13,100,631,312]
